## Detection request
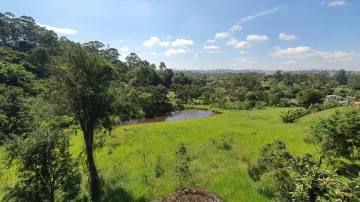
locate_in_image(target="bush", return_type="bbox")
[211,137,234,151]
[280,108,309,123]
[281,102,339,123]
[225,101,266,110]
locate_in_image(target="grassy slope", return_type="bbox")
[0,107,345,201]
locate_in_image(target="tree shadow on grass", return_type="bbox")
[102,186,147,202]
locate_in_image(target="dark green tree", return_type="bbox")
[125,53,141,68]
[159,61,166,70]
[128,66,163,86]
[161,68,174,88]
[4,126,81,202]
[274,70,283,82]
[82,41,105,53]
[348,73,360,90]
[53,43,117,201]
[334,69,348,85]
[296,89,324,109]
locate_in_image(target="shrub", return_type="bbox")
[211,137,234,151]
[281,102,339,123]
[225,101,266,110]
[280,108,308,123]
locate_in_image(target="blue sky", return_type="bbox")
[3,0,360,70]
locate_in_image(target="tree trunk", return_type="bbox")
[83,128,102,201]
[50,183,55,202]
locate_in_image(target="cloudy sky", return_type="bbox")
[3,0,360,70]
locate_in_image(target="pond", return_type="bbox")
[121,109,219,126]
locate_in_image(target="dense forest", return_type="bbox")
[1,12,360,201]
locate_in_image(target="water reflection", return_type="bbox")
[121,109,218,126]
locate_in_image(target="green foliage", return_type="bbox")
[250,140,360,202]
[4,126,81,202]
[0,84,33,143]
[280,108,310,123]
[335,69,348,85]
[348,73,360,90]
[154,156,165,178]
[305,109,360,164]
[211,137,234,151]
[225,101,255,110]
[174,143,192,188]
[53,43,117,200]
[128,66,163,86]
[291,167,360,202]
[281,102,339,123]
[248,140,292,182]
[297,88,324,109]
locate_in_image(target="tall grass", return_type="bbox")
[0,107,346,201]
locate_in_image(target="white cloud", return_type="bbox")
[283,60,296,64]
[159,41,170,46]
[279,33,298,40]
[119,40,123,43]
[270,46,354,62]
[226,38,252,48]
[36,23,78,35]
[247,34,270,42]
[238,6,287,24]
[234,57,257,64]
[204,46,221,51]
[328,1,348,6]
[143,36,171,47]
[240,51,248,55]
[322,51,353,62]
[229,25,242,32]
[215,32,229,39]
[135,46,140,50]
[120,46,129,51]
[206,39,215,43]
[321,1,326,4]
[167,35,172,39]
[164,48,187,56]
[270,46,313,59]
[143,37,161,47]
[171,39,194,47]
[149,52,161,56]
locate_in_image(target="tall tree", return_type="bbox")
[82,41,105,53]
[125,53,141,68]
[101,47,120,64]
[159,61,166,70]
[334,69,348,85]
[274,70,283,82]
[53,43,117,201]
[296,88,324,109]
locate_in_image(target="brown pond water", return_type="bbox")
[121,109,218,126]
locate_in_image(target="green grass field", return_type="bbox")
[0,107,346,201]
